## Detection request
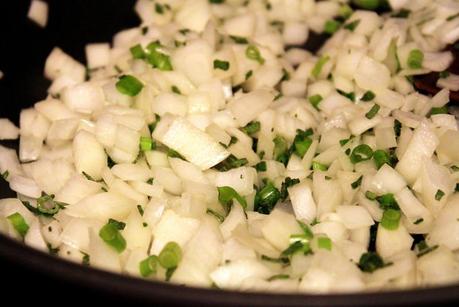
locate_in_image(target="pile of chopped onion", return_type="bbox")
[1,0,459,293]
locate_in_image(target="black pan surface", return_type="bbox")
[0,1,458,306]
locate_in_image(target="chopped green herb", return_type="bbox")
[392,9,410,18]
[416,241,439,258]
[324,20,342,35]
[214,155,248,171]
[365,104,380,119]
[373,149,391,169]
[309,94,323,110]
[130,44,146,59]
[7,212,29,237]
[230,35,249,44]
[337,89,355,102]
[273,136,290,166]
[381,209,401,230]
[155,3,164,14]
[245,70,253,80]
[297,220,314,240]
[343,19,360,31]
[365,191,377,201]
[439,71,450,79]
[430,106,448,115]
[280,177,300,201]
[255,182,281,214]
[206,208,225,223]
[139,255,158,277]
[218,186,247,211]
[165,267,176,281]
[137,204,144,216]
[317,237,332,250]
[312,161,328,171]
[255,161,267,172]
[171,85,181,94]
[351,175,363,189]
[435,189,445,201]
[213,59,230,71]
[352,0,380,10]
[99,222,126,253]
[376,193,399,210]
[116,75,144,96]
[108,218,126,230]
[413,218,424,225]
[246,45,265,64]
[167,148,185,160]
[140,136,155,151]
[241,121,260,135]
[81,252,90,266]
[350,144,373,164]
[312,55,330,78]
[281,241,312,257]
[209,0,225,3]
[281,68,290,82]
[148,114,161,134]
[159,242,182,269]
[340,138,350,146]
[361,91,375,101]
[146,42,173,71]
[261,254,289,264]
[407,49,424,69]
[339,4,353,19]
[394,119,402,137]
[358,252,385,272]
[293,129,313,158]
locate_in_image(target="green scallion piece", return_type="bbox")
[206,208,225,223]
[381,209,401,230]
[376,193,399,210]
[146,42,173,71]
[217,186,247,210]
[312,55,330,78]
[230,35,248,44]
[293,130,313,158]
[130,44,146,59]
[267,274,290,282]
[7,212,29,237]
[241,121,260,135]
[435,189,445,201]
[373,149,390,169]
[351,175,363,189]
[365,104,380,119]
[430,106,448,115]
[99,222,126,253]
[365,191,377,201]
[358,252,385,272]
[108,218,126,230]
[158,242,182,269]
[139,255,158,277]
[324,20,342,34]
[317,237,332,250]
[350,144,373,164]
[213,59,230,71]
[312,161,328,171]
[255,161,267,172]
[339,4,353,19]
[309,94,323,110]
[352,0,380,10]
[246,45,265,64]
[273,136,290,166]
[254,182,281,214]
[361,91,375,101]
[407,49,424,69]
[343,19,360,31]
[297,220,314,240]
[116,75,144,97]
[140,136,155,151]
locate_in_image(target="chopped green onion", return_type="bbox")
[339,138,350,146]
[267,274,290,281]
[439,71,450,79]
[206,208,225,223]
[209,0,225,3]
[281,241,312,257]
[394,119,402,137]
[324,20,342,34]
[280,177,300,201]
[337,89,355,102]
[312,161,328,171]
[213,59,230,71]
[146,42,173,71]
[137,204,144,216]
[35,193,68,216]
[413,218,424,225]
[130,44,146,59]
[312,55,330,78]
[214,155,248,171]
[358,252,385,272]
[273,136,290,166]
[417,241,439,257]
[430,106,448,115]
[108,218,126,230]
[1,170,9,180]
[81,252,90,266]
[99,222,126,253]
[435,189,445,201]
[297,220,314,240]
[158,242,182,269]
[350,144,373,164]
[376,193,399,210]
[365,191,377,201]
[245,70,253,80]
[391,9,410,18]
[139,255,158,277]
[217,186,247,210]
[361,91,375,101]
[171,85,181,94]
[7,212,29,237]
[255,161,267,172]
[246,45,265,64]
[293,129,313,158]
[140,136,155,151]
[116,75,144,97]
[365,104,380,119]
[230,35,248,44]
[261,254,289,264]
[155,3,164,14]
[407,49,424,69]
[309,94,323,110]
[373,149,390,169]
[241,121,260,135]
[351,175,363,189]
[148,114,161,134]
[339,4,353,19]
[352,0,380,10]
[254,182,281,214]
[343,19,360,31]
[317,237,332,250]
[381,209,401,230]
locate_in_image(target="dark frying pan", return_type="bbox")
[0,1,458,306]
